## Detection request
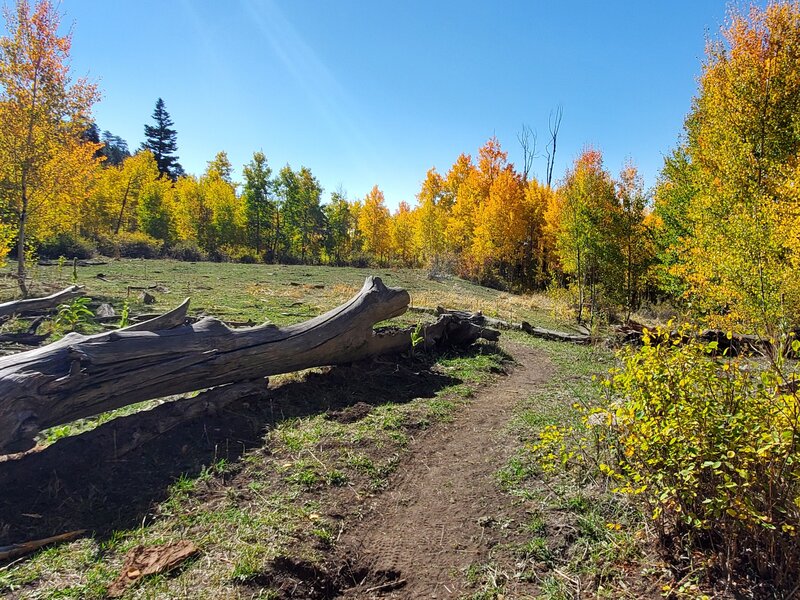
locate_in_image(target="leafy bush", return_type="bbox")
[167,240,207,262]
[597,329,800,587]
[96,232,163,259]
[212,244,260,264]
[38,232,96,260]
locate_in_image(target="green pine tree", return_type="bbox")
[141,98,183,180]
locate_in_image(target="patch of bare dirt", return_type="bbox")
[335,342,554,599]
[0,359,458,547]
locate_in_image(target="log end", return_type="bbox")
[360,277,410,319]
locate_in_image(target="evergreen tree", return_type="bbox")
[100,130,130,166]
[141,98,183,180]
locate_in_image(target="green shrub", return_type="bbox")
[38,232,96,260]
[598,328,800,587]
[167,240,207,262]
[96,232,163,259]
[212,244,260,264]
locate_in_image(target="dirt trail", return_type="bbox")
[338,342,553,599]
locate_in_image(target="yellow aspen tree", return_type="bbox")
[414,168,446,263]
[357,185,390,263]
[84,150,160,237]
[444,159,481,260]
[521,178,552,288]
[471,167,526,280]
[546,149,619,323]
[673,2,800,332]
[390,201,417,266]
[616,162,653,318]
[0,0,100,295]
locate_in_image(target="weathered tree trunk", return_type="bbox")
[0,285,83,319]
[0,277,498,453]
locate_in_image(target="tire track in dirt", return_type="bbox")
[337,342,553,599]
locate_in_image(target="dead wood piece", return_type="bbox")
[0,277,498,453]
[0,529,86,562]
[432,306,591,344]
[110,381,270,459]
[0,285,83,319]
[108,540,199,597]
[0,332,48,346]
[519,322,592,344]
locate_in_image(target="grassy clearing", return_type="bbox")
[0,259,572,448]
[0,259,573,331]
[0,260,595,598]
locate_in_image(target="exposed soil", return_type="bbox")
[0,358,459,546]
[332,342,554,599]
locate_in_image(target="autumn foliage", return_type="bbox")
[2,0,800,337]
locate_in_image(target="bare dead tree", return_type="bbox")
[517,124,537,182]
[545,106,564,188]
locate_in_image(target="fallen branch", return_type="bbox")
[0,529,85,562]
[0,316,47,347]
[0,277,498,453]
[0,332,48,346]
[0,285,83,319]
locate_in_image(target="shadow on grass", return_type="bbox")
[0,345,504,547]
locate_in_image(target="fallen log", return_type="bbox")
[411,306,592,345]
[0,277,498,453]
[0,316,47,347]
[0,285,83,319]
[38,259,107,267]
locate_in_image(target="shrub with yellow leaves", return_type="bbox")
[599,326,800,587]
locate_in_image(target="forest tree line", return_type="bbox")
[2,0,800,335]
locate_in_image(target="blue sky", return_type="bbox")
[60,1,738,208]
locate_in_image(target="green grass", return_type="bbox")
[0,259,571,331]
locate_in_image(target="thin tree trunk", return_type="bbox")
[17,57,42,299]
[16,200,28,299]
[114,178,133,235]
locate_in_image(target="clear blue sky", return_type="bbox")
[58,0,740,208]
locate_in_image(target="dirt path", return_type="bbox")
[337,342,554,599]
